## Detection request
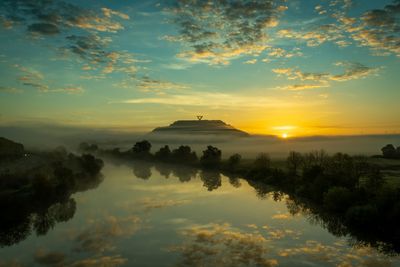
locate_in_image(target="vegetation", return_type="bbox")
[0,137,25,160]
[87,139,400,254]
[0,141,104,247]
[381,144,400,159]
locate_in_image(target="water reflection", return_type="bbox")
[128,160,400,256]
[1,159,400,267]
[0,169,103,248]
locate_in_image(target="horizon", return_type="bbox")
[1,0,400,137]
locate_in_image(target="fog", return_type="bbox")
[1,124,399,159]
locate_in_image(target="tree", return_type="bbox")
[286,151,303,175]
[154,145,171,161]
[200,171,221,191]
[79,154,104,176]
[171,145,198,164]
[381,144,396,158]
[253,153,271,170]
[200,146,222,169]
[365,166,384,190]
[131,140,152,157]
[227,153,242,171]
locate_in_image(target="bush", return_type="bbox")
[154,145,171,161]
[131,140,152,155]
[200,146,222,169]
[227,153,242,171]
[253,153,271,170]
[381,144,397,158]
[286,151,303,175]
[323,187,354,213]
[171,146,198,164]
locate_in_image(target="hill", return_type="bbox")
[151,120,249,137]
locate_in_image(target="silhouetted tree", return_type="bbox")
[381,144,396,158]
[365,166,384,190]
[253,153,271,171]
[0,137,24,160]
[154,145,171,161]
[286,151,303,175]
[79,154,104,176]
[323,187,354,213]
[173,166,197,182]
[227,153,241,171]
[200,171,221,191]
[171,145,197,164]
[131,140,152,157]
[131,161,152,180]
[200,146,222,169]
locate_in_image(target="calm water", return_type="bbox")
[1,160,399,267]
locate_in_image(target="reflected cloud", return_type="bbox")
[271,213,293,220]
[169,223,278,267]
[138,198,191,212]
[68,256,127,267]
[74,215,141,254]
[34,249,65,266]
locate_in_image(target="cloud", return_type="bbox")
[13,64,85,94]
[74,215,141,254]
[350,1,400,56]
[52,86,85,94]
[27,23,60,35]
[244,59,258,64]
[0,260,24,267]
[14,64,49,92]
[68,256,127,267]
[0,86,23,94]
[277,24,344,47]
[330,0,400,56]
[137,198,191,211]
[267,47,303,59]
[102,8,130,20]
[0,1,128,34]
[34,249,65,266]
[0,1,141,78]
[137,76,189,92]
[33,252,127,267]
[169,223,278,267]
[116,91,299,109]
[330,62,380,81]
[165,0,287,65]
[273,62,380,90]
[271,213,294,220]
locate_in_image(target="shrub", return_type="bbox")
[200,146,222,169]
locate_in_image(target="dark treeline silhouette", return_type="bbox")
[0,138,104,247]
[381,144,400,159]
[81,140,400,255]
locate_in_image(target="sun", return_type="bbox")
[281,133,289,139]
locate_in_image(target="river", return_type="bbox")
[0,160,399,267]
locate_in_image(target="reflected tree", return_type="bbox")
[200,171,221,191]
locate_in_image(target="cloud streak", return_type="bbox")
[116,91,304,109]
[273,61,380,91]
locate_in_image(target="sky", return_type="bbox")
[0,0,399,137]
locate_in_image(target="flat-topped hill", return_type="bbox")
[151,120,249,137]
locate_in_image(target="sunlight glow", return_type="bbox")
[281,133,288,139]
